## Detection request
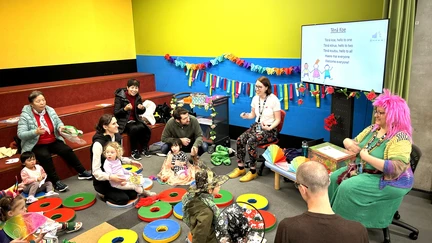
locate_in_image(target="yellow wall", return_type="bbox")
[0,0,136,69]
[133,0,384,58]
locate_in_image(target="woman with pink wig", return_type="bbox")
[328,89,414,229]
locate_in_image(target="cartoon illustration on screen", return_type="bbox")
[310,59,321,81]
[322,64,333,80]
[302,63,310,80]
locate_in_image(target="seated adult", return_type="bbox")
[228,76,281,182]
[160,107,208,157]
[275,161,368,243]
[91,114,143,205]
[328,89,414,229]
[17,91,91,192]
[114,78,152,160]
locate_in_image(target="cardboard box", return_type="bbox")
[308,142,356,172]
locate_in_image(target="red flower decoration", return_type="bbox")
[324,113,338,131]
[325,86,334,95]
[164,54,171,60]
[298,86,306,93]
[364,90,377,101]
[297,98,304,105]
[311,90,320,96]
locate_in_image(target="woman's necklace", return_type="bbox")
[359,130,387,173]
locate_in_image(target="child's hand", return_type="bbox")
[121,181,127,186]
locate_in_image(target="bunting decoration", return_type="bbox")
[165,53,300,76]
[165,55,382,107]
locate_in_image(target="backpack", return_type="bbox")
[154,103,171,123]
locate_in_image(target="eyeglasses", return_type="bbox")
[255,85,264,89]
[294,181,308,189]
[374,110,386,116]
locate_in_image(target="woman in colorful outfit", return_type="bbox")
[17,91,91,192]
[328,89,414,228]
[228,76,281,182]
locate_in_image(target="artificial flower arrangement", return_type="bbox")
[324,113,338,131]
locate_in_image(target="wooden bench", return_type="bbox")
[0,73,173,189]
[264,161,296,190]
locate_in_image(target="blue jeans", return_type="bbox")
[161,141,208,156]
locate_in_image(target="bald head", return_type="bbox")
[296,161,330,194]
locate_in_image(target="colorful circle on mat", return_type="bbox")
[260,210,277,231]
[214,189,234,208]
[142,177,153,190]
[143,219,181,243]
[138,201,173,222]
[28,197,62,213]
[244,209,276,232]
[236,193,269,210]
[107,198,138,209]
[98,229,138,243]
[159,188,187,205]
[122,164,143,174]
[44,208,76,223]
[21,191,46,199]
[62,192,96,210]
[173,202,183,219]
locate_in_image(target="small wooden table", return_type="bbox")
[264,161,296,190]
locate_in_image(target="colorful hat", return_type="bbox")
[188,168,229,194]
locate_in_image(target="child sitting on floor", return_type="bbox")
[157,140,198,185]
[20,152,58,204]
[0,194,82,243]
[103,142,156,196]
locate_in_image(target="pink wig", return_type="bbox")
[372,89,412,140]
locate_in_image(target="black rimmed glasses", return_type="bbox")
[294,181,309,189]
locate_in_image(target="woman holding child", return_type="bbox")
[91,114,144,205]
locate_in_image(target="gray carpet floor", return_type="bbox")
[54,142,432,243]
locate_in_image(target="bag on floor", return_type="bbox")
[154,103,171,123]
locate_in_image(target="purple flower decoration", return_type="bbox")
[205,61,212,68]
[168,57,174,63]
[293,66,301,73]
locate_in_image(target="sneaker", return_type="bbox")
[45,191,59,197]
[141,149,152,158]
[131,150,142,160]
[239,171,258,182]
[26,196,38,204]
[78,170,92,180]
[228,168,246,179]
[54,181,69,192]
[64,222,83,234]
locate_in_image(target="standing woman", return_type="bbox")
[114,79,152,160]
[17,91,91,192]
[228,76,281,182]
[91,114,143,205]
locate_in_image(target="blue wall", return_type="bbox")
[137,55,373,141]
